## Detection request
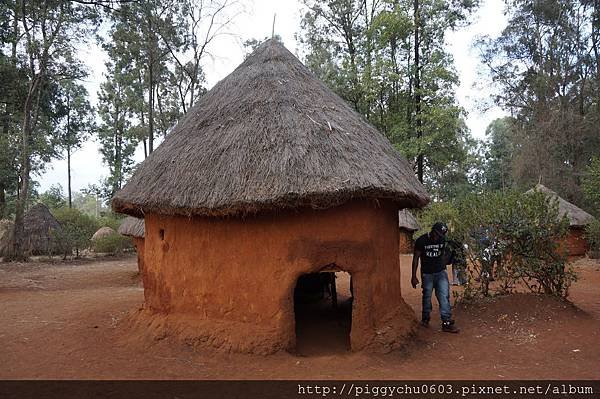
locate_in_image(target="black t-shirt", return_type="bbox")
[415,233,447,274]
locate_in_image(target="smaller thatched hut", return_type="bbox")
[398,210,420,254]
[92,226,116,241]
[0,219,14,258]
[118,217,145,273]
[527,184,595,256]
[23,203,61,255]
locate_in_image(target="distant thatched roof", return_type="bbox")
[398,210,420,231]
[23,203,61,255]
[526,184,595,227]
[118,217,144,238]
[92,226,116,241]
[113,39,429,218]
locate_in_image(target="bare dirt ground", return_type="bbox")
[1,254,599,379]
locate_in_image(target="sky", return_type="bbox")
[38,0,508,194]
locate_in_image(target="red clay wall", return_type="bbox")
[140,200,416,354]
[133,237,145,274]
[399,229,415,254]
[564,227,589,257]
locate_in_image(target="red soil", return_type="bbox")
[1,254,599,379]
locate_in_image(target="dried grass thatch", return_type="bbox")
[398,209,420,231]
[0,219,14,257]
[118,217,144,238]
[527,184,595,227]
[92,226,116,241]
[113,39,428,218]
[23,203,61,255]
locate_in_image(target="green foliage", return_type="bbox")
[52,207,99,258]
[298,0,482,200]
[92,232,132,255]
[418,190,575,298]
[482,117,516,191]
[478,0,600,204]
[585,219,600,253]
[582,156,600,217]
[97,214,124,232]
[38,184,67,210]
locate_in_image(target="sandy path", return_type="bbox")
[1,255,599,379]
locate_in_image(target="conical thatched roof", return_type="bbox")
[92,226,116,241]
[23,203,61,255]
[398,210,420,231]
[526,184,595,227]
[118,217,144,238]
[113,39,428,218]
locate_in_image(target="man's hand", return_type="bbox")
[411,275,419,289]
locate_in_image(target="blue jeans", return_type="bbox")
[421,270,452,322]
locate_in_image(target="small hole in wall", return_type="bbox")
[159,229,165,241]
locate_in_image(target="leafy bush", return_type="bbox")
[92,232,131,254]
[585,219,600,253]
[53,207,99,258]
[417,190,575,298]
[96,214,124,232]
[582,156,600,217]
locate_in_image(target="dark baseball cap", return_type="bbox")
[432,222,448,236]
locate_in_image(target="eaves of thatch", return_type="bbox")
[398,209,420,231]
[113,39,429,218]
[118,217,144,238]
[526,184,595,227]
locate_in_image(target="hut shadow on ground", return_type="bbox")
[293,271,353,356]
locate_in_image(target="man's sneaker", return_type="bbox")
[421,318,430,327]
[442,320,459,333]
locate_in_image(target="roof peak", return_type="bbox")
[113,36,429,217]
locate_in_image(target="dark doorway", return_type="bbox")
[293,269,352,355]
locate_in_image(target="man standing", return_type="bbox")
[411,222,459,333]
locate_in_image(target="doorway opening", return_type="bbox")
[293,266,353,355]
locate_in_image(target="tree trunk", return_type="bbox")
[13,78,38,260]
[67,144,72,208]
[148,64,154,154]
[414,0,423,183]
[0,183,5,219]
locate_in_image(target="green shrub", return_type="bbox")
[53,207,99,258]
[97,214,124,231]
[585,219,600,252]
[417,190,575,298]
[92,232,132,254]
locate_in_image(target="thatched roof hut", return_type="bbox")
[398,210,420,254]
[0,219,14,258]
[113,39,428,354]
[23,203,61,255]
[113,40,428,218]
[118,217,145,274]
[526,184,595,227]
[118,217,144,238]
[92,226,116,241]
[398,210,420,231]
[527,184,595,256]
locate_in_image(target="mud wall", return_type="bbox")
[133,237,145,274]
[564,227,589,257]
[399,229,415,254]
[141,200,416,353]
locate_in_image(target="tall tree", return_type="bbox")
[482,117,516,191]
[479,0,600,203]
[299,0,480,199]
[55,80,95,208]
[97,60,138,200]
[4,1,99,260]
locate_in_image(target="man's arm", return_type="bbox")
[411,249,421,288]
